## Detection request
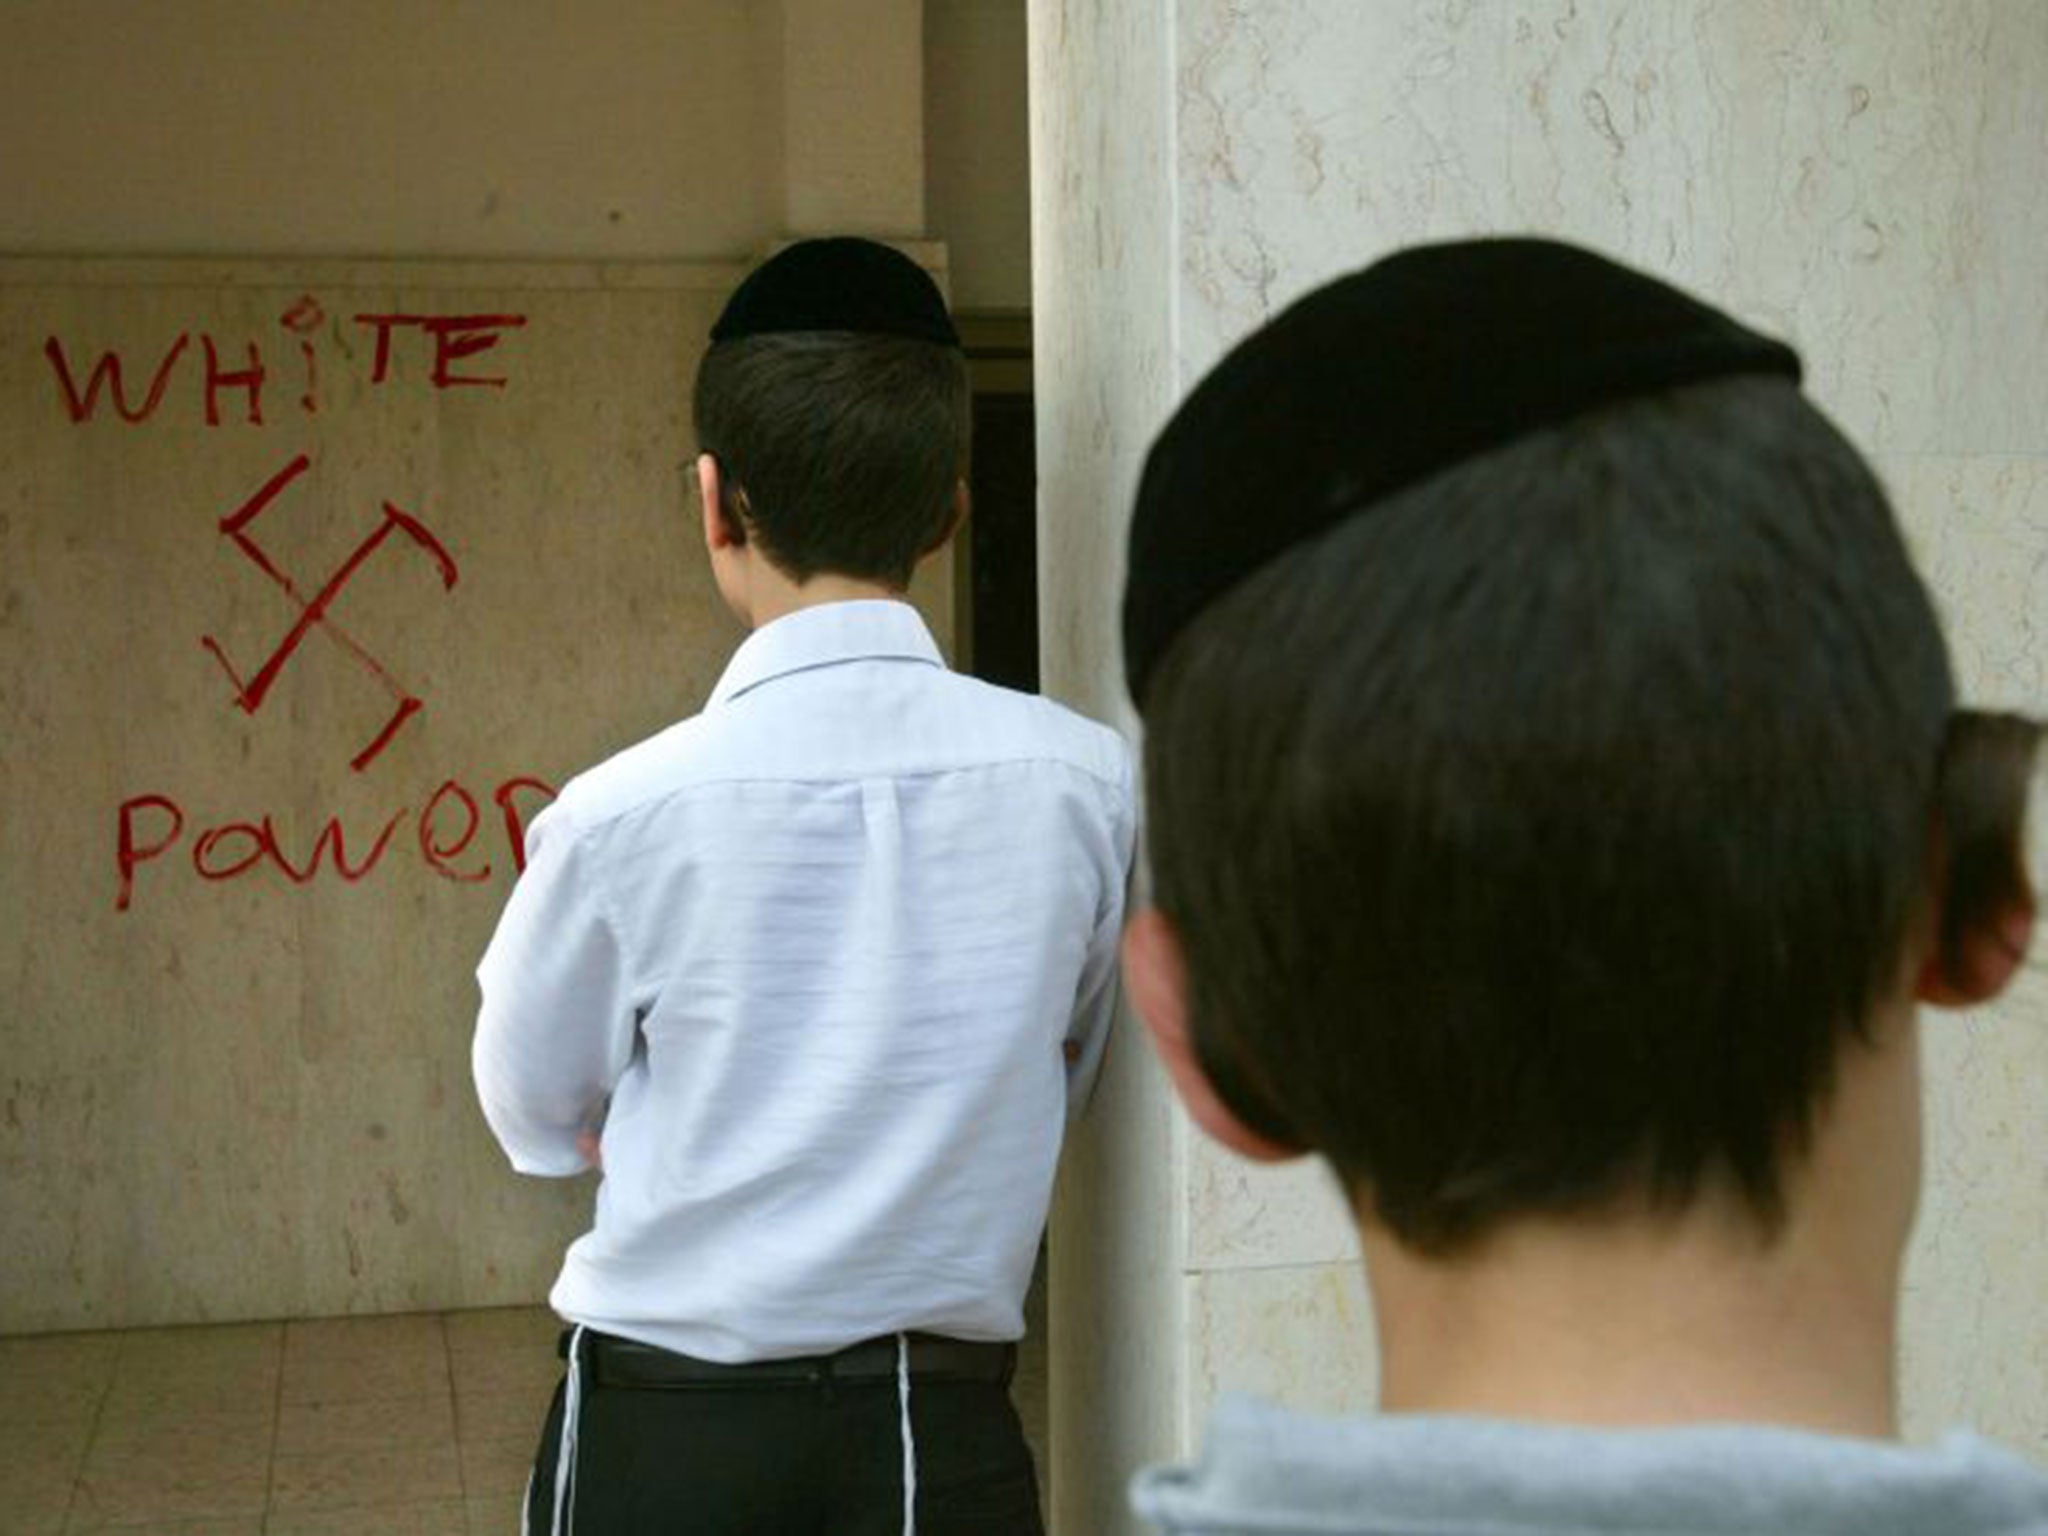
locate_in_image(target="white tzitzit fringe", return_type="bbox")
[552,1323,588,1536]
[896,1332,918,1536]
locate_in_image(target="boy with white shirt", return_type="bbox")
[474,238,1133,1535]
[1118,238,2047,1534]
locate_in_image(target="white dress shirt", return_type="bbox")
[474,599,1135,1362]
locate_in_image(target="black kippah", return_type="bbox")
[1122,237,1802,705]
[710,237,961,348]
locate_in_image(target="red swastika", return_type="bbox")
[201,454,459,772]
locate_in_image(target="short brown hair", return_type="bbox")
[1140,376,2039,1254]
[692,331,970,587]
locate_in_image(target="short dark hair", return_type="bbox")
[692,331,970,587]
[1140,375,2039,1254]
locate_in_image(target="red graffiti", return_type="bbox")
[353,313,528,389]
[201,455,459,772]
[117,795,185,904]
[202,335,266,426]
[43,303,527,425]
[280,295,325,414]
[492,777,555,875]
[280,296,325,334]
[44,333,191,423]
[114,776,556,911]
[420,779,490,883]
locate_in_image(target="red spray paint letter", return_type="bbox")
[202,335,266,426]
[353,313,417,384]
[280,295,326,416]
[426,315,527,388]
[192,822,269,880]
[493,777,559,874]
[116,795,185,911]
[421,779,491,882]
[265,813,406,884]
[45,334,190,424]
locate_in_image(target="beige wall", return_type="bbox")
[0,2,1033,1334]
[0,1,778,260]
[1032,1,2048,1528]
[0,0,1029,300]
[928,0,1034,309]
[0,256,749,1331]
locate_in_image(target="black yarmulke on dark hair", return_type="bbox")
[1122,237,1802,705]
[710,237,960,348]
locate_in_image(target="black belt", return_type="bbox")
[566,1328,1017,1390]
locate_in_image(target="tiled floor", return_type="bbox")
[0,1307,560,1535]
[1,1303,1051,1535]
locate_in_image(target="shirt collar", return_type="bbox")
[709,599,946,707]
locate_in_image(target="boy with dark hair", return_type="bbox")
[474,238,1133,1535]
[1120,238,2047,1533]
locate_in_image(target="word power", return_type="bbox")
[201,455,458,772]
[115,776,557,912]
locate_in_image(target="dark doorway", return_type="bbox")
[968,391,1038,693]
[959,313,1037,694]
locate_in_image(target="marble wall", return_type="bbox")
[1030,2,1190,1524]
[1034,0,2047,1526]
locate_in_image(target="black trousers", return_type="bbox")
[523,1342,1044,1535]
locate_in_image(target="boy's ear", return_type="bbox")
[1123,906,1304,1163]
[1916,895,2034,1008]
[1917,709,2042,1009]
[697,454,744,552]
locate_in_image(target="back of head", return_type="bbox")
[1124,238,2040,1254]
[694,237,970,588]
